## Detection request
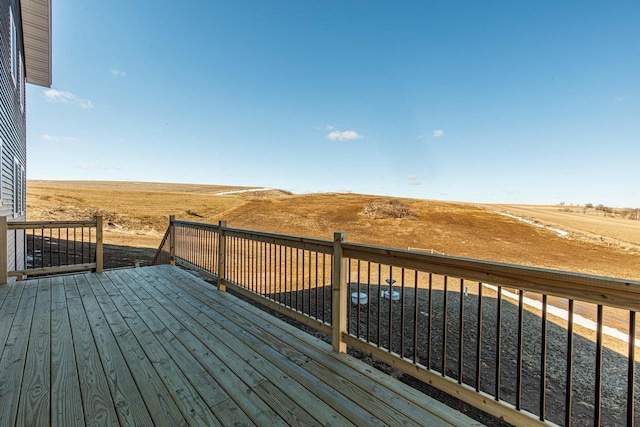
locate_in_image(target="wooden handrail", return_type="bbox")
[7,219,97,229]
[341,242,640,312]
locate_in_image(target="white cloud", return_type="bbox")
[326,130,363,141]
[406,174,417,180]
[314,124,335,130]
[433,129,444,137]
[43,89,94,108]
[42,134,79,144]
[111,69,126,78]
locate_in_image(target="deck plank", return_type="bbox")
[0,282,37,426]
[50,275,85,427]
[131,267,355,427]
[139,267,380,426]
[112,269,294,427]
[0,280,26,353]
[17,279,51,427]
[95,272,223,427]
[85,273,188,427]
[105,273,231,409]
[74,273,155,426]
[65,275,120,426]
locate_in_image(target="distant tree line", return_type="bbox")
[581,203,640,220]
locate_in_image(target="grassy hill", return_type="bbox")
[27,180,640,280]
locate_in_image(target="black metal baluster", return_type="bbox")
[388,266,393,352]
[595,305,604,426]
[516,290,524,410]
[356,260,361,338]
[400,268,405,357]
[367,263,372,343]
[476,282,483,392]
[413,271,419,364]
[540,294,548,421]
[627,311,636,427]
[496,286,502,401]
[443,276,448,376]
[377,263,382,347]
[427,273,433,369]
[459,279,464,384]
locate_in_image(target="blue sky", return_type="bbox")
[27,1,639,206]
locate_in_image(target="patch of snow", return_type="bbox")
[215,187,273,196]
[494,211,569,238]
[481,283,640,348]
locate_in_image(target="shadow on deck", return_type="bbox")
[0,264,482,426]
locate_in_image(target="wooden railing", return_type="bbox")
[0,215,103,283]
[155,217,640,426]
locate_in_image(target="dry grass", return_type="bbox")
[360,199,417,220]
[485,203,640,251]
[27,180,640,280]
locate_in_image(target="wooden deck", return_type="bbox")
[0,265,482,426]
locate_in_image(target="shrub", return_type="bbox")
[361,200,417,220]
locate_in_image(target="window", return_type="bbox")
[10,8,17,85]
[19,52,24,112]
[13,158,19,216]
[20,165,25,213]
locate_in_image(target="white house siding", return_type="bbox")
[1,0,28,278]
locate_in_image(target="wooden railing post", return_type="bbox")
[0,216,7,284]
[217,220,227,292]
[95,215,103,273]
[332,231,348,353]
[169,215,176,265]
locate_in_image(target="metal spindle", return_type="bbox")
[315,252,319,319]
[540,294,548,420]
[516,290,524,410]
[628,311,636,426]
[322,253,327,324]
[388,266,393,352]
[566,299,574,427]
[459,279,464,384]
[595,305,604,426]
[476,282,483,392]
[367,263,371,343]
[427,273,433,369]
[356,260,361,338]
[377,263,382,346]
[413,271,419,363]
[496,286,502,401]
[443,276,448,376]
[400,268,405,357]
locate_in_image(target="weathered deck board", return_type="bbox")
[17,278,50,427]
[0,265,483,427]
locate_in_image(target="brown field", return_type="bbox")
[484,203,640,251]
[27,180,640,280]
